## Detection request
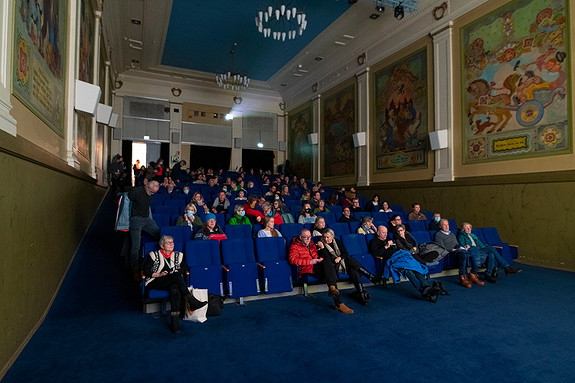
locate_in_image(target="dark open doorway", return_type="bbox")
[242,149,274,173]
[189,145,232,171]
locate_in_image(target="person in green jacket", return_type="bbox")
[228,204,252,226]
[175,203,203,228]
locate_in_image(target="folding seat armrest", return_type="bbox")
[257,263,266,269]
[493,245,503,249]
[221,265,229,272]
[510,244,518,248]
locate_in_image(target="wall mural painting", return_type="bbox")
[322,83,356,178]
[462,0,570,163]
[287,103,313,180]
[374,48,429,171]
[13,0,67,136]
[77,0,95,159]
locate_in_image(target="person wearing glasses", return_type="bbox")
[228,204,251,226]
[288,229,354,314]
[144,235,207,333]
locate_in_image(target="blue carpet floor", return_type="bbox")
[3,199,575,383]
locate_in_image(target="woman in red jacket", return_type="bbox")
[288,229,354,314]
[243,195,264,223]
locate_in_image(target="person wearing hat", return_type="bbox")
[194,213,224,240]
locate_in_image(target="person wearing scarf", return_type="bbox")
[144,235,207,333]
[317,229,381,306]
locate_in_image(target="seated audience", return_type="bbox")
[273,199,294,224]
[394,224,442,265]
[211,191,230,214]
[407,203,427,221]
[357,216,377,235]
[350,197,363,213]
[191,192,209,214]
[369,226,447,302]
[261,201,283,225]
[144,235,207,333]
[310,191,322,208]
[458,222,521,282]
[327,193,340,206]
[339,206,358,223]
[312,216,327,237]
[175,203,203,229]
[434,219,483,288]
[300,190,311,202]
[342,187,356,207]
[388,214,404,236]
[257,216,283,238]
[429,212,442,231]
[366,194,381,212]
[244,195,265,223]
[182,185,191,196]
[317,229,380,306]
[313,199,329,214]
[288,229,354,314]
[234,189,247,201]
[379,201,393,213]
[298,203,317,224]
[228,204,251,226]
[194,213,225,240]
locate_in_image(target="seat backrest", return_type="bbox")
[471,228,488,244]
[215,213,226,229]
[152,213,171,228]
[279,223,304,240]
[143,242,159,258]
[389,204,404,213]
[348,221,360,234]
[329,205,343,217]
[353,211,372,221]
[255,237,287,263]
[411,230,431,244]
[482,227,503,245]
[448,219,458,232]
[408,220,427,232]
[221,238,255,265]
[330,222,350,237]
[224,224,252,239]
[185,240,221,267]
[341,234,368,256]
[316,212,336,225]
[371,212,387,223]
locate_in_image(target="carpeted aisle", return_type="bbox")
[3,198,575,383]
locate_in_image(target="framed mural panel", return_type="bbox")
[321,79,356,182]
[77,0,95,159]
[461,0,570,163]
[372,47,430,172]
[287,102,313,180]
[13,0,68,136]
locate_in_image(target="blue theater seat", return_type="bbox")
[224,224,252,239]
[255,237,293,294]
[185,240,224,296]
[221,239,260,299]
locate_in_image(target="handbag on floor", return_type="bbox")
[183,287,208,323]
[207,293,225,316]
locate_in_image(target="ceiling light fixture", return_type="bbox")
[372,0,418,19]
[255,4,307,41]
[216,43,250,91]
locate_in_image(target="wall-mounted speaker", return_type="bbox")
[74,80,101,115]
[172,132,180,144]
[234,138,243,148]
[109,113,119,128]
[429,130,448,150]
[307,133,318,145]
[96,104,113,124]
[352,132,366,147]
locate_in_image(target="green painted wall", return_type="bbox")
[0,150,106,375]
[363,172,575,270]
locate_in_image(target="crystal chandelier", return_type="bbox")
[215,43,250,91]
[255,4,307,41]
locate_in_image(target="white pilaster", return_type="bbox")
[110,94,123,156]
[431,22,455,182]
[103,61,111,183]
[90,10,102,179]
[356,68,370,186]
[276,113,287,172]
[312,95,321,182]
[0,0,17,136]
[230,116,242,171]
[169,102,182,163]
[66,0,80,167]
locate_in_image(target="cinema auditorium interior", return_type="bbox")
[1,0,574,381]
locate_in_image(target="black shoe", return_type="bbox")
[170,313,181,334]
[491,267,499,279]
[186,294,208,311]
[421,287,439,303]
[483,272,497,283]
[505,266,522,275]
[351,290,370,306]
[433,281,450,296]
